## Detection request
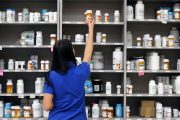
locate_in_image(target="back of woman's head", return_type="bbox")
[51,39,77,73]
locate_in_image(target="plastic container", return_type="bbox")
[137,37,142,46]
[0,101,3,118]
[177,59,180,70]
[8,59,14,70]
[135,0,144,20]
[45,60,50,70]
[168,35,174,47]
[163,59,169,70]
[148,52,160,71]
[149,80,156,94]
[170,27,179,47]
[22,8,29,22]
[84,10,93,22]
[95,10,101,23]
[32,100,42,118]
[50,34,57,45]
[127,6,134,20]
[117,85,121,94]
[18,12,23,22]
[174,76,180,94]
[104,13,109,22]
[14,106,20,118]
[116,104,123,118]
[107,107,113,118]
[4,103,11,118]
[102,34,107,43]
[23,106,32,118]
[36,31,43,46]
[92,79,103,93]
[92,52,104,70]
[0,59,4,69]
[127,31,133,46]
[158,83,164,95]
[17,79,24,94]
[92,104,99,118]
[6,79,13,94]
[106,82,112,95]
[113,47,123,70]
[35,78,43,94]
[114,10,120,22]
[154,35,162,47]
[96,32,102,43]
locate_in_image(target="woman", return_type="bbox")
[43,18,94,120]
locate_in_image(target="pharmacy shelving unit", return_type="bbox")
[126,0,180,119]
[0,0,59,120]
[62,0,127,119]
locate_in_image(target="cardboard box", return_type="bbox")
[140,100,155,117]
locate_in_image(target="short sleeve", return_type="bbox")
[76,62,90,80]
[43,72,55,95]
[43,83,54,95]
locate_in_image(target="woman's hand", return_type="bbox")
[87,17,94,31]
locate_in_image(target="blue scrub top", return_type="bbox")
[43,62,90,120]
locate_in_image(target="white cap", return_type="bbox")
[96,10,101,13]
[17,79,23,83]
[106,81,111,84]
[114,10,120,15]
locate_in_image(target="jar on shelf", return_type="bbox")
[126,106,130,118]
[50,34,57,45]
[27,61,33,70]
[163,59,170,70]
[154,35,162,47]
[0,59,4,69]
[23,106,32,118]
[8,59,14,70]
[114,10,120,22]
[101,107,108,118]
[45,60,50,70]
[117,85,121,94]
[18,12,23,22]
[157,10,161,20]
[6,79,13,94]
[104,13,109,22]
[92,52,104,70]
[84,10,93,22]
[137,59,145,70]
[162,36,168,47]
[95,10,101,23]
[127,61,131,70]
[96,32,102,43]
[137,37,142,46]
[147,37,153,47]
[4,103,11,118]
[177,59,180,70]
[92,79,103,93]
[168,35,174,47]
[102,34,107,43]
[107,107,113,119]
[174,6,180,20]
[14,106,20,118]
[41,60,45,70]
[11,106,15,118]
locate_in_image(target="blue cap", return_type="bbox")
[5,103,11,107]
[116,104,122,107]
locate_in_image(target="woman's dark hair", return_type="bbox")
[45,39,77,85]
[51,39,77,72]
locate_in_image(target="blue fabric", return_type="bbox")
[43,62,90,120]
